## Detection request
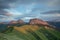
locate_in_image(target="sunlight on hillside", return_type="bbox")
[14,25,39,33]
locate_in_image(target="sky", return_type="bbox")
[0,0,60,22]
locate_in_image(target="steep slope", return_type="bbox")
[0,24,60,40]
[0,18,60,40]
[29,18,49,26]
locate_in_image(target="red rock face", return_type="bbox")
[17,20,24,24]
[9,20,17,24]
[29,18,49,26]
[8,20,24,24]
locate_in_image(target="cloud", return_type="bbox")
[0,0,34,15]
[5,9,23,16]
[0,9,13,16]
[0,0,17,9]
[0,0,17,22]
[46,0,60,7]
[0,10,7,15]
[21,17,39,22]
[42,10,60,14]
[0,0,42,10]
[0,0,59,10]
[31,0,60,13]
[0,0,60,22]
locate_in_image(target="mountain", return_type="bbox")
[0,25,60,40]
[8,19,24,25]
[17,19,25,24]
[0,18,58,30]
[47,21,60,31]
[0,18,60,40]
[8,20,18,24]
[29,18,49,26]
[0,22,8,24]
[49,18,60,22]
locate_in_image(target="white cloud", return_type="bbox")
[40,14,60,17]
[4,9,23,16]
[21,17,33,20]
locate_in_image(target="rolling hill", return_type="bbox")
[0,18,60,40]
[0,24,60,40]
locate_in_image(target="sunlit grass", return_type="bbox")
[0,24,60,40]
[14,25,39,33]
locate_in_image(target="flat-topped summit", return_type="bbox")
[29,18,49,26]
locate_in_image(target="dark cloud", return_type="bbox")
[14,0,44,4]
[0,0,17,18]
[0,0,17,9]
[42,10,60,14]
[0,0,59,10]
[0,15,6,19]
[0,0,42,16]
[0,10,8,15]
[0,0,60,22]
[31,0,60,14]
[0,0,42,9]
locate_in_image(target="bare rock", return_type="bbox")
[29,18,49,26]
[17,19,24,24]
[9,20,17,24]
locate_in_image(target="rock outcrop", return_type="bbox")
[8,20,17,24]
[29,18,49,26]
[8,19,24,25]
[17,19,24,24]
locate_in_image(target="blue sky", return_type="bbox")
[0,0,60,22]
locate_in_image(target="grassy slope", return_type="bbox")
[0,25,60,40]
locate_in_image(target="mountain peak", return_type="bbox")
[29,18,49,26]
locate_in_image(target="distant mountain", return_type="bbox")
[8,20,18,24]
[42,10,60,30]
[8,19,25,25]
[17,19,25,24]
[47,21,60,31]
[0,22,8,24]
[49,18,60,22]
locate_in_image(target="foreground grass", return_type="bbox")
[0,25,60,40]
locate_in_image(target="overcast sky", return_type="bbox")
[0,0,60,22]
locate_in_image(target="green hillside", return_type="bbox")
[0,25,60,40]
